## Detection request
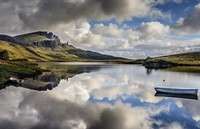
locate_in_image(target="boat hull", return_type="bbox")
[155,92,198,100]
[155,87,198,95]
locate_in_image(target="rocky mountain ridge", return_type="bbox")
[0,31,65,48]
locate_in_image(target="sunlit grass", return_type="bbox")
[0,41,81,62]
[153,52,200,65]
[166,66,200,73]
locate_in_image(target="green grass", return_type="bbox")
[140,52,200,73]
[0,62,42,84]
[154,52,200,65]
[16,34,48,42]
[0,41,82,62]
[165,66,200,73]
[0,40,125,62]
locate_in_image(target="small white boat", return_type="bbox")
[155,87,198,95]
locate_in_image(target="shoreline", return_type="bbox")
[1,59,200,83]
[1,60,200,90]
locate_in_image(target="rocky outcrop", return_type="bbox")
[143,59,176,69]
[33,40,60,48]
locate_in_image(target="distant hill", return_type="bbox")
[137,52,200,69]
[153,52,200,65]
[0,31,128,62]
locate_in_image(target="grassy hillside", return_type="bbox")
[0,41,81,62]
[153,52,200,65]
[16,34,48,42]
[137,52,200,72]
[0,40,127,62]
[0,31,128,62]
[15,32,50,42]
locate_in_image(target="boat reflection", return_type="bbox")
[155,92,198,100]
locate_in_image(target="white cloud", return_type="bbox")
[50,66,163,104]
[64,21,170,50]
[0,86,162,129]
[139,21,170,40]
[1,0,199,59]
[68,22,140,50]
[149,9,172,21]
[52,20,200,59]
[71,21,176,57]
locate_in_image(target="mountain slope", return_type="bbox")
[0,31,128,62]
[0,41,80,61]
[15,31,51,42]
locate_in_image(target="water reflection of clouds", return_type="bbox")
[52,66,162,103]
[0,87,155,129]
[1,65,200,129]
[90,95,200,129]
[1,87,198,129]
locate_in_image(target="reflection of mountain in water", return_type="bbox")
[155,92,198,100]
[1,65,104,91]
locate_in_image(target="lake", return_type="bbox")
[0,64,200,129]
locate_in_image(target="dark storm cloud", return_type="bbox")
[19,0,148,29]
[0,0,150,31]
[0,0,39,34]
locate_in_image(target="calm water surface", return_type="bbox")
[1,65,200,129]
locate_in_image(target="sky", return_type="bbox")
[1,0,200,58]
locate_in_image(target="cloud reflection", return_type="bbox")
[0,65,200,129]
